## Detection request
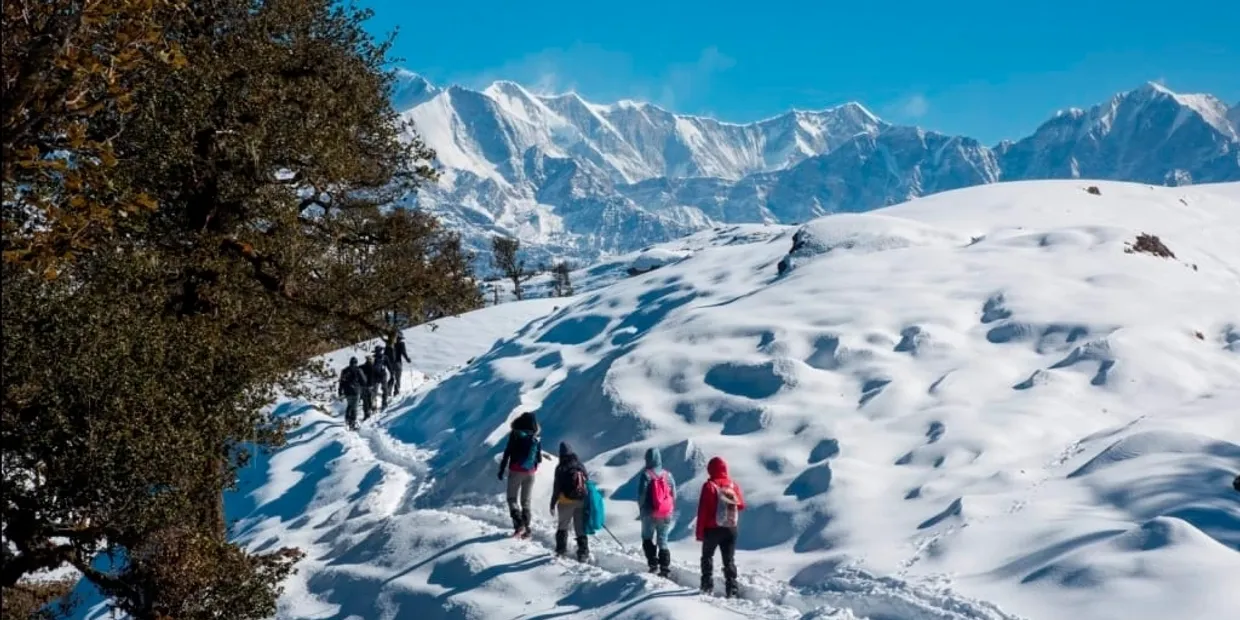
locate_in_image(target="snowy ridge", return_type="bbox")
[396,74,1240,267]
[70,181,1240,619]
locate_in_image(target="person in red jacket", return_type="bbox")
[695,456,745,597]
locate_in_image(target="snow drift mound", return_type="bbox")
[777,213,966,274]
[394,180,1240,620]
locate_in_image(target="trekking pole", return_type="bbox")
[601,524,626,552]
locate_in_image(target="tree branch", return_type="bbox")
[221,238,390,336]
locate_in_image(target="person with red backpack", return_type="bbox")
[696,456,745,597]
[497,411,544,538]
[550,442,590,561]
[636,447,676,576]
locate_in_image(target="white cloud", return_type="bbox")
[450,43,734,110]
[657,46,736,109]
[900,93,930,118]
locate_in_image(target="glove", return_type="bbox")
[549,503,557,515]
[497,469,505,481]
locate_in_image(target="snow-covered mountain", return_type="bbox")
[997,83,1239,185]
[64,180,1237,620]
[397,72,1240,266]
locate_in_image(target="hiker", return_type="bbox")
[389,333,412,393]
[696,456,745,597]
[637,447,676,577]
[373,345,392,409]
[497,411,544,538]
[550,442,590,561]
[336,357,365,430]
[358,355,377,420]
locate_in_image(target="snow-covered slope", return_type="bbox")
[400,76,1240,267]
[213,180,1240,620]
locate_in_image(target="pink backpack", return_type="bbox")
[647,470,674,520]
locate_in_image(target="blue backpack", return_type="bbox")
[513,430,540,470]
[583,480,606,535]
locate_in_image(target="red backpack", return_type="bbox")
[646,470,674,520]
[563,466,588,500]
[711,480,740,528]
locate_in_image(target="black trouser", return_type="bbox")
[700,527,737,591]
[390,364,403,393]
[343,393,359,429]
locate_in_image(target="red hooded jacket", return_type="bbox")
[696,456,746,541]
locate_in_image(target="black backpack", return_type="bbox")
[340,367,363,394]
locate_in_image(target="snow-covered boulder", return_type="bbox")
[628,248,693,275]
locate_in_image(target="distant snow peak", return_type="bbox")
[394,75,1239,267]
[390,69,440,110]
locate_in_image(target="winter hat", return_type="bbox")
[349,356,358,365]
[707,456,729,479]
[559,441,576,459]
[644,447,662,471]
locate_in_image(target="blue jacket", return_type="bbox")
[636,447,676,518]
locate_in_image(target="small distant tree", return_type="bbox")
[491,235,528,300]
[551,261,574,297]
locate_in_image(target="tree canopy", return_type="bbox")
[1,1,481,617]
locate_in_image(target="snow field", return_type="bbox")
[73,180,1240,620]
[389,180,1240,620]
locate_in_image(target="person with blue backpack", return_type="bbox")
[636,447,676,577]
[497,412,545,538]
[550,442,592,561]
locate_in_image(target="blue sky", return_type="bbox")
[359,0,1238,144]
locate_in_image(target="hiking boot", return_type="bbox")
[657,549,671,578]
[700,581,713,595]
[518,528,532,539]
[641,540,658,572]
[508,508,523,535]
[575,536,590,562]
[554,530,568,557]
[725,582,740,598]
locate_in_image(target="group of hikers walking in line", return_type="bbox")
[498,411,747,598]
[336,333,412,430]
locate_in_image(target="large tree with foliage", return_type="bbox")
[1,1,481,618]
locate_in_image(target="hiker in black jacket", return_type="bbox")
[497,411,544,538]
[358,356,378,421]
[389,333,412,394]
[337,357,365,430]
[373,345,392,409]
[550,442,590,561]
